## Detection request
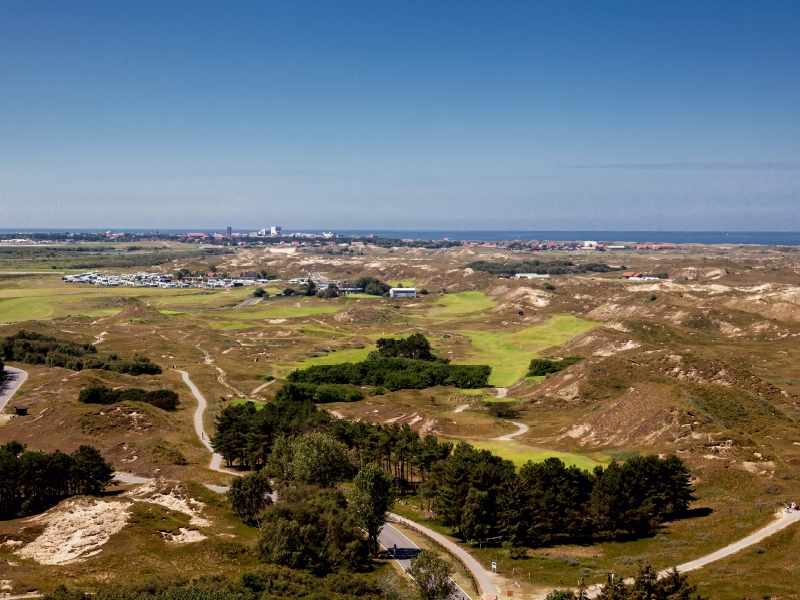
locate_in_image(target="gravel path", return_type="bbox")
[454,404,469,412]
[495,388,507,398]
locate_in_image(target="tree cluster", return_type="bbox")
[286,356,491,391]
[78,384,180,410]
[353,276,391,296]
[0,441,115,519]
[466,260,621,277]
[1,331,161,375]
[275,382,365,404]
[526,356,583,376]
[211,398,331,470]
[376,333,436,360]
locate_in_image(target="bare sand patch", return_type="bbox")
[162,527,208,544]
[127,480,210,527]
[17,498,132,565]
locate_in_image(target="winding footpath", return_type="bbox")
[0,366,27,413]
[170,369,800,597]
[494,421,528,441]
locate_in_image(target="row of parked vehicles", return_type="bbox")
[61,272,278,288]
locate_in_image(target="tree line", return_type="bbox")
[78,384,180,410]
[2,330,162,375]
[466,259,622,277]
[213,399,695,548]
[0,441,115,519]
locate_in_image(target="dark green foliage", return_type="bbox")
[406,551,457,600]
[316,284,339,298]
[0,329,163,375]
[526,356,583,377]
[258,485,368,572]
[44,564,387,600]
[589,456,696,536]
[353,276,391,296]
[543,282,556,291]
[287,357,491,390]
[78,385,179,410]
[350,462,394,555]
[487,402,520,418]
[227,470,273,526]
[303,280,317,297]
[0,441,114,519]
[466,260,621,277]
[283,288,295,296]
[253,287,267,298]
[1,329,96,365]
[275,382,365,404]
[211,398,331,469]
[376,333,436,360]
[545,591,575,600]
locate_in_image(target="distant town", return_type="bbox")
[0,227,679,253]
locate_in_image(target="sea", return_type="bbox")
[2,229,800,246]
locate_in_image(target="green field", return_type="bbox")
[470,440,604,471]
[228,398,265,410]
[426,291,498,316]
[459,313,597,386]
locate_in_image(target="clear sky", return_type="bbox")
[1,1,799,230]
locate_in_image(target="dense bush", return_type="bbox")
[526,356,583,376]
[78,385,179,410]
[1,329,96,364]
[353,276,391,296]
[376,333,436,360]
[44,565,389,600]
[257,485,368,572]
[287,356,491,390]
[274,382,364,404]
[2,331,161,375]
[466,260,621,277]
[0,441,114,519]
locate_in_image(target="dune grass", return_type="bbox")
[459,314,597,386]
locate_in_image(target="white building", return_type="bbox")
[389,287,417,298]
[271,226,282,236]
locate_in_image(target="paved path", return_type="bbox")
[113,473,153,484]
[378,521,472,600]
[174,368,237,475]
[495,388,507,398]
[389,513,496,598]
[495,421,528,441]
[0,366,27,412]
[665,508,800,575]
[252,380,275,394]
[236,298,261,308]
[454,404,469,413]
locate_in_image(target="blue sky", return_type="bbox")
[1,1,798,230]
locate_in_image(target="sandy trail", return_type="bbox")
[496,387,507,398]
[252,380,275,394]
[494,421,528,441]
[0,366,27,413]
[454,404,469,412]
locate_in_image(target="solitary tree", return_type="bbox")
[406,551,458,600]
[227,470,272,526]
[349,462,393,555]
[289,433,353,488]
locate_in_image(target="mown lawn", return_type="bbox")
[469,440,605,471]
[459,314,597,386]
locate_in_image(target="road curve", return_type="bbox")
[0,366,28,413]
[378,522,472,600]
[665,508,800,575]
[389,513,496,598]
[495,388,507,398]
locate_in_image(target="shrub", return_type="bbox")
[527,356,583,377]
[78,385,179,410]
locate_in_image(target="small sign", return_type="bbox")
[491,561,497,573]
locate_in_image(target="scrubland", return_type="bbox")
[2,241,800,598]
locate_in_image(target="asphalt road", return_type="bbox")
[494,421,529,441]
[378,522,473,600]
[0,366,27,413]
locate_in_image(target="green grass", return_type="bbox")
[0,296,57,321]
[228,398,265,410]
[469,440,604,471]
[219,299,346,321]
[426,291,498,316]
[460,314,597,386]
